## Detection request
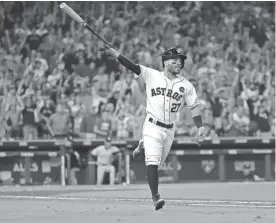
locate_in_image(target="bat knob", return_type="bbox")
[60,3,66,9]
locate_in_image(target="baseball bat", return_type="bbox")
[59,3,111,46]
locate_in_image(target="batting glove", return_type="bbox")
[98,43,110,51]
[98,43,119,58]
[197,126,205,147]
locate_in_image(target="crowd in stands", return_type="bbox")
[0,1,274,141]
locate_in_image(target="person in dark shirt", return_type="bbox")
[108,90,121,112]
[65,147,80,185]
[210,97,223,135]
[26,28,42,51]
[19,96,39,139]
[38,99,56,138]
[3,12,14,30]
[255,102,271,137]
[40,99,55,118]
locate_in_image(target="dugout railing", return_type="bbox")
[0,137,274,185]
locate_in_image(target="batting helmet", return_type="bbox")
[162,48,187,69]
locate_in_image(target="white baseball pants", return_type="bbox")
[97,165,116,185]
[142,115,175,167]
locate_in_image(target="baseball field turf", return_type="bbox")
[0,182,274,223]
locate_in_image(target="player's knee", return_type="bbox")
[110,166,115,173]
[145,155,161,166]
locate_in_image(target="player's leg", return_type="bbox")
[97,165,105,185]
[159,129,175,167]
[108,165,116,185]
[143,134,165,210]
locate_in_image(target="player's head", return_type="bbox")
[162,48,187,75]
[105,136,112,148]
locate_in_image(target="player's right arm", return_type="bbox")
[98,43,142,77]
[91,146,100,156]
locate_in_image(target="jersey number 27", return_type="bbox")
[171,103,181,113]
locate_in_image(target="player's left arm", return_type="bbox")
[98,44,141,76]
[185,85,205,146]
[112,146,121,154]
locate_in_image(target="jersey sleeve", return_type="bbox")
[133,65,153,83]
[185,85,200,109]
[112,146,120,154]
[91,146,100,156]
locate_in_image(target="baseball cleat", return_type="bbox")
[152,194,165,210]
[133,139,145,159]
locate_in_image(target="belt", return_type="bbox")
[149,118,174,129]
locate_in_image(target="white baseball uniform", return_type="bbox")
[91,145,119,185]
[134,65,200,167]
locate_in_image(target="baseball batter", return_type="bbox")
[98,45,205,210]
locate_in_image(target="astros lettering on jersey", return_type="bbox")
[135,65,199,124]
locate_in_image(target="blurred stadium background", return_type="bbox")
[0,1,274,186]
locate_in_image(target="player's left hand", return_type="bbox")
[98,43,110,52]
[98,43,119,58]
[197,126,205,147]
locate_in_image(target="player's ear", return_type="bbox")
[164,60,169,67]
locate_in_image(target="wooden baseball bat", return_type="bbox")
[59,3,111,46]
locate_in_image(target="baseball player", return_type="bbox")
[91,136,120,185]
[98,45,205,210]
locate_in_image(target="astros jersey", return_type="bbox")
[134,65,199,124]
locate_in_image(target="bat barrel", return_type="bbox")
[60,2,111,47]
[59,2,84,24]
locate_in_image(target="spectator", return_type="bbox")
[91,87,108,113]
[254,101,271,138]
[24,27,43,52]
[0,116,7,140]
[47,104,71,136]
[93,109,112,139]
[38,98,55,138]
[232,106,250,136]
[39,98,55,119]
[5,102,22,139]
[211,97,223,134]
[72,108,85,135]
[175,105,193,137]
[67,92,85,117]
[2,84,17,112]
[18,96,39,140]
[114,108,132,139]
[120,89,135,116]
[80,105,99,137]
[108,90,123,113]
[112,74,142,108]
[133,104,147,139]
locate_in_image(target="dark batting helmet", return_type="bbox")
[162,48,187,68]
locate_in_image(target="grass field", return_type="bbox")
[0,182,275,223]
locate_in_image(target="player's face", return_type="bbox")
[166,57,183,75]
[105,141,111,149]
